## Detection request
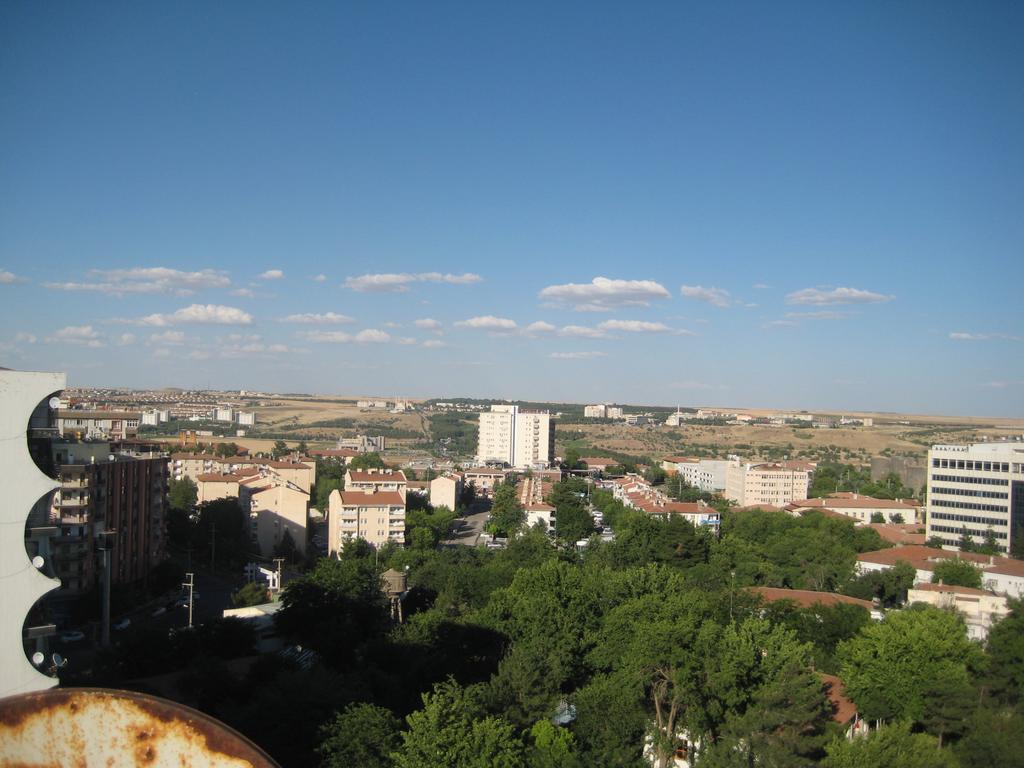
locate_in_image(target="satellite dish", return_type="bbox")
[32,556,44,569]
[31,651,45,666]
[49,397,61,409]
[51,653,66,668]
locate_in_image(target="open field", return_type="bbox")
[150,393,1024,465]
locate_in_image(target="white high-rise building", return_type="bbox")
[476,405,555,468]
[725,461,813,507]
[926,442,1024,553]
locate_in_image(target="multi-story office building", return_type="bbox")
[926,442,1024,553]
[662,457,732,493]
[725,461,813,507]
[476,405,555,468]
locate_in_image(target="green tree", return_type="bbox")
[549,478,593,544]
[702,658,831,767]
[959,526,977,552]
[214,441,239,458]
[318,702,401,768]
[571,672,647,768]
[931,559,983,590]
[296,440,309,455]
[870,512,886,524]
[392,679,526,768]
[272,439,289,459]
[956,707,1024,768]
[919,675,975,747]
[986,600,1024,706]
[527,720,581,768]
[168,476,198,511]
[927,536,946,549]
[822,721,958,768]
[837,605,982,724]
[487,482,526,537]
[979,528,1002,555]
[562,447,581,470]
[349,452,387,471]
[231,580,269,607]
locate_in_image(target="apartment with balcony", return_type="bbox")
[327,489,406,552]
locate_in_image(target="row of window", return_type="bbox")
[932,499,1009,513]
[931,485,1009,499]
[930,523,1007,540]
[932,458,1011,472]
[930,512,1008,529]
[930,474,1009,486]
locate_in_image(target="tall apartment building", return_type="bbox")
[725,461,813,507]
[43,440,168,594]
[926,442,1024,553]
[476,405,555,468]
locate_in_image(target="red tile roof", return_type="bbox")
[750,587,873,611]
[819,674,857,724]
[868,524,927,545]
[792,495,920,511]
[196,473,238,483]
[337,490,406,506]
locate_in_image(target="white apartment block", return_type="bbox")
[926,442,1024,553]
[907,583,1010,641]
[236,411,256,426]
[345,468,407,498]
[584,404,606,418]
[476,405,555,468]
[725,461,812,507]
[215,407,234,422]
[663,457,731,493]
[429,474,462,511]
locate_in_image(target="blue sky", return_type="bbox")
[1,2,1021,416]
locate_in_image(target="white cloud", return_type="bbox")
[117,333,137,346]
[763,319,798,329]
[345,272,483,293]
[258,269,284,280]
[785,287,894,306]
[680,285,731,308]
[423,339,446,348]
[414,318,443,330]
[149,330,186,346]
[132,304,253,326]
[753,283,770,290]
[1,269,28,284]
[313,274,327,283]
[558,325,610,339]
[230,288,256,298]
[299,329,392,344]
[454,316,518,332]
[950,331,1022,342]
[152,348,172,359]
[539,276,670,311]
[597,319,673,333]
[523,321,556,336]
[14,332,36,344]
[396,337,418,345]
[549,351,607,360]
[279,312,355,325]
[46,325,104,347]
[44,267,229,296]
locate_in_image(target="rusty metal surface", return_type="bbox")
[0,687,279,767]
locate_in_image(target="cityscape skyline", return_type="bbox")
[2,2,1022,416]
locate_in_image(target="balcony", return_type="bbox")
[57,495,89,508]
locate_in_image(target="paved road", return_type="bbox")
[445,508,489,546]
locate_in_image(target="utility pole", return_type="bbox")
[209,521,216,572]
[98,530,115,647]
[182,573,195,629]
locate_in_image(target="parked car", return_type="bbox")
[113,617,131,631]
[59,630,85,643]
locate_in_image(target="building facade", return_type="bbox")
[725,461,812,507]
[476,405,555,468]
[925,442,1024,553]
